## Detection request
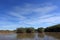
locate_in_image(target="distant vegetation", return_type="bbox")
[0,30,14,34]
[37,27,44,33]
[0,24,60,33]
[16,27,44,33]
[44,24,60,32]
[16,27,35,33]
[16,28,26,33]
[16,24,60,33]
[26,28,35,33]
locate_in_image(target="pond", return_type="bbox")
[0,32,60,40]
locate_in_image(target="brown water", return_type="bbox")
[0,32,60,40]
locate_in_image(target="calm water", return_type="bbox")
[0,32,60,40]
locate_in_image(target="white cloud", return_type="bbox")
[8,3,58,20]
[9,12,26,20]
[33,5,57,14]
[1,3,59,29]
[27,16,60,25]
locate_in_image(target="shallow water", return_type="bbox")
[0,32,60,40]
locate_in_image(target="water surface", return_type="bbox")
[0,32,60,40]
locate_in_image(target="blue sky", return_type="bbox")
[0,0,60,30]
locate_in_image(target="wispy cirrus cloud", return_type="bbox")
[7,3,58,27]
[0,2,59,30]
[8,3,58,20]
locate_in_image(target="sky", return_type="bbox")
[0,0,60,30]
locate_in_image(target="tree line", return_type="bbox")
[44,24,60,32]
[16,24,60,33]
[0,24,60,33]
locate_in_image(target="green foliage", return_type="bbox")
[26,28,35,33]
[44,24,60,32]
[37,27,44,33]
[16,27,35,33]
[16,24,60,33]
[16,28,26,33]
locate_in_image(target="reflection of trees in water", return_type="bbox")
[16,33,60,40]
[45,32,60,39]
[17,33,35,39]
[38,33,45,38]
